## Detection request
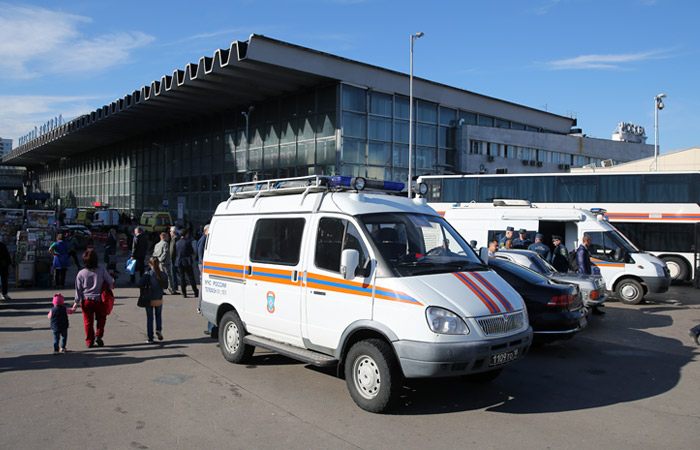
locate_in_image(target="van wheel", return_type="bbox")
[615,279,644,305]
[463,368,502,384]
[662,256,687,283]
[219,311,254,363]
[344,339,400,413]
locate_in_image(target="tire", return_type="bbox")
[218,311,254,363]
[662,256,687,283]
[463,368,502,384]
[344,339,400,413]
[615,278,644,305]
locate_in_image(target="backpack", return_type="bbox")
[567,249,579,272]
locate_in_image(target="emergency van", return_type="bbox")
[440,200,671,305]
[200,176,532,413]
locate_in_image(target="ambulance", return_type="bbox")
[199,176,532,413]
[440,200,671,305]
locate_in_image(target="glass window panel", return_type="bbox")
[439,107,456,126]
[517,176,555,202]
[298,141,315,166]
[416,146,434,169]
[394,120,409,143]
[280,143,296,167]
[342,138,366,165]
[341,164,366,177]
[342,85,366,112]
[416,100,437,123]
[264,146,279,169]
[643,174,693,203]
[598,175,641,202]
[495,119,510,129]
[395,96,409,119]
[393,144,408,167]
[556,176,597,202]
[478,178,516,202]
[250,218,305,265]
[316,138,336,166]
[280,119,297,144]
[478,115,494,127]
[369,116,392,141]
[316,112,336,137]
[249,147,262,170]
[416,124,436,146]
[235,149,247,172]
[367,166,391,181]
[265,123,279,145]
[511,122,526,130]
[299,116,315,141]
[370,92,393,116]
[342,111,367,138]
[438,126,455,148]
[458,111,477,125]
[368,141,392,166]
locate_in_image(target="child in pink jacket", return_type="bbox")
[47,293,76,354]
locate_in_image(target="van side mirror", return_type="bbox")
[340,249,360,280]
[479,247,490,265]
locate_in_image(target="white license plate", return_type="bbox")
[489,348,520,366]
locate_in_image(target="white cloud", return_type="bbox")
[544,50,672,70]
[0,3,154,79]
[0,94,102,142]
[534,0,561,15]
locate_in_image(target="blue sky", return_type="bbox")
[1,0,697,153]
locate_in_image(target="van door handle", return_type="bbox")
[246,266,252,276]
[312,291,326,296]
[292,270,298,282]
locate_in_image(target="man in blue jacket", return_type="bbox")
[577,234,604,315]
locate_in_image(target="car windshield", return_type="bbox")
[360,212,485,277]
[527,253,557,274]
[490,258,551,286]
[607,226,640,252]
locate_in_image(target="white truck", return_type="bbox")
[199,176,533,413]
[440,200,671,305]
[91,209,119,230]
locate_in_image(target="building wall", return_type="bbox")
[570,147,700,173]
[459,125,655,174]
[0,138,12,157]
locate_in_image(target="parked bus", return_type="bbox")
[418,171,700,284]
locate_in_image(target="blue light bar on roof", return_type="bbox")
[328,176,405,192]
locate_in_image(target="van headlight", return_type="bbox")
[425,307,470,335]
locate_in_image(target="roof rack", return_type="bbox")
[226,175,406,204]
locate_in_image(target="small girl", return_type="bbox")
[47,293,76,355]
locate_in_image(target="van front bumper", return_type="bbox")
[393,327,532,378]
[643,275,671,294]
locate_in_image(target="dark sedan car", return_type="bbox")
[488,258,587,343]
[58,225,93,249]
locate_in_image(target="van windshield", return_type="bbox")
[360,212,486,277]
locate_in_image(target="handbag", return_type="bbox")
[102,281,115,315]
[137,275,151,308]
[126,259,137,275]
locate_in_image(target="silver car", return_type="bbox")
[494,249,607,307]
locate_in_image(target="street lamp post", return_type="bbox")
[408,32,424,198]
[653,93,666,171]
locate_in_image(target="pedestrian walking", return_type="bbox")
[130,226,149,284]
[47,293,77,354]
[169,226,181,294]
[139,257,169,344]
[528,233,551,260]
[487,240,499,258]
[549,235,569,273]
[105,228,118,272]
[0,240,12,300]
[153,232,178,295]
[197,224,214,335]
[49,234,70,289]
[67,232,81,268]
[176,229,198,298]
[73,249,115,348]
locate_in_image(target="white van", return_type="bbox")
[441,200,671,305]
[200,176,532,413]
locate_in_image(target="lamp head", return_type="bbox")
[657,100,664,110]
[413,32,424,39]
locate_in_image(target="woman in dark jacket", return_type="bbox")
[139,257,169,344]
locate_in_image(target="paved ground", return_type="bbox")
[1,251,698,449]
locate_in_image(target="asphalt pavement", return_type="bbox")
[1,247,699,449]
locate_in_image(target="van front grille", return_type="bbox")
[477,312,525,336]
